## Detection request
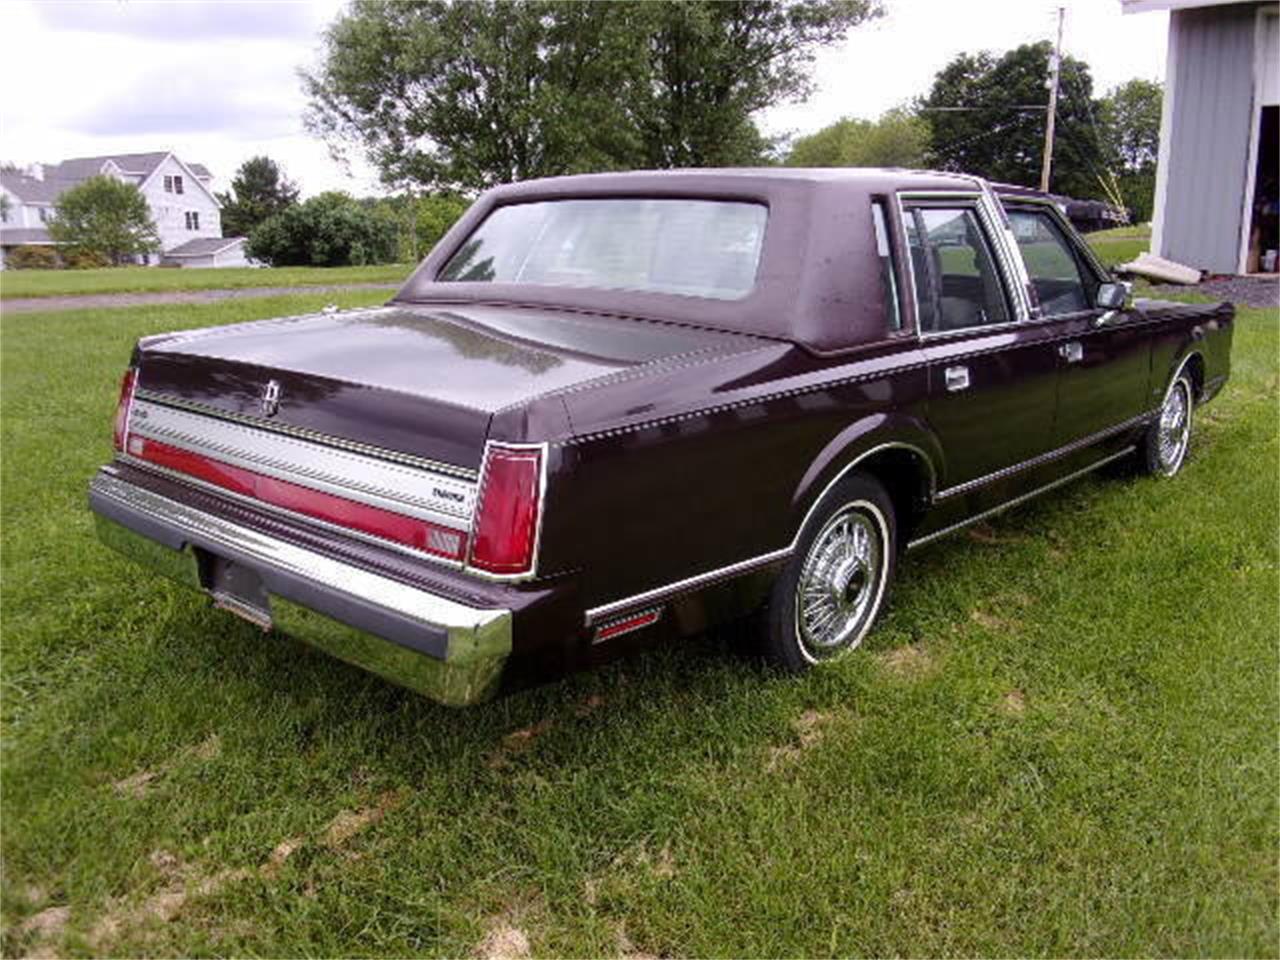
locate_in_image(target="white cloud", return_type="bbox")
[0,0,1168,199]
[760,0,1168,139]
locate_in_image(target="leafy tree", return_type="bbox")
[1099,78,1162,222]
[786,107,929,168]
[922,42,1105,199]
[216,156,301,238]
[364,192,471,262]
[303,0,881,191]
[247,191,397,267]
[48,175,159,265]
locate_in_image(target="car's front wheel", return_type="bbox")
[764,472,896,672]
[1141,371,1194,477]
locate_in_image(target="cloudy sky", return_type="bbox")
[0,0,1169,198]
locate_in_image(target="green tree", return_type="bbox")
[247,191,398,267]
[216,156,301,238]
[48,175,159,265]
[922,42,1105,199]
[1099,78,1162,222]
[786,107,929,167]
[303,0,880,191]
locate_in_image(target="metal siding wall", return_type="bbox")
[1161,4,1259,273]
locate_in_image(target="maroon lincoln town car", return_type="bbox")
[89,169,1233,705]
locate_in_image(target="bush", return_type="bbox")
[247,192,397,267]
[62,248,110,270]
[7,245,61,270]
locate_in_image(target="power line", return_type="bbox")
[918,105,1049,113]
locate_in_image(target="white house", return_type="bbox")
[0,151,250,269]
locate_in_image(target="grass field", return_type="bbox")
[1086,223,1153,269]
[0,264,411,300]
[1,284,1277,956]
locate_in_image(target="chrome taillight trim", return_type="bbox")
[128,398,476,528]
[133,390,478,479]
[120,455,468,570]
[464,441,550,582]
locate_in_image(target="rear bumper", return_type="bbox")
[89,469,512,706]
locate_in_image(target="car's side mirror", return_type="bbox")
[1095,280,1131,310]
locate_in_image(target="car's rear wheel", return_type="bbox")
[1141,372,1194,477]
[764,473,896,672]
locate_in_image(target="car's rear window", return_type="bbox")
[436,198,768,300]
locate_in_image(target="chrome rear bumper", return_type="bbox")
[89,469,511,706]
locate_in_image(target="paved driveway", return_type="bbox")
[0,282,399,314]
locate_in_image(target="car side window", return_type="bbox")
[871,202,902,331]
[903,205,1010,334]
[1007,208,1092,316]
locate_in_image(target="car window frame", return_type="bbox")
[1002,200,1109,320]
[896,194,1019,340]
[870,199,905,334]
[431,195,772,303]
[993,197,1116,321]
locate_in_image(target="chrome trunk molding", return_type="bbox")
[134,390,478,479]
[128,397,477,528]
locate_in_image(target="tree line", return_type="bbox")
[305,2,1161,221]
[15,1,1162,270]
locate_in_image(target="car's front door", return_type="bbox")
[1003,204,1151,446]
[903,198,1059,492]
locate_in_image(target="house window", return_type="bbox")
[164,175,173,193]
[173,175,184,195]
[185,211,200,231]
[38,207,50,223]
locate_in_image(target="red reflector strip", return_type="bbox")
[131,437,467,560]
[594,607,663,643]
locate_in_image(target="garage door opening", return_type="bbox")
[1245,104,1278,274]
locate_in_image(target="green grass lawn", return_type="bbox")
[1086,223,1152,269]
[1,289,1276,957]
[0,263,412,300]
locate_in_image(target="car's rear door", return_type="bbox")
[903,195,1060,492]
[1002,202,1151,446]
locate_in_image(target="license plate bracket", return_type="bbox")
[199,550,272,631]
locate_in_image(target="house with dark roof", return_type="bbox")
[0,151,250,269]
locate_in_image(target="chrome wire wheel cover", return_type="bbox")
[1157,379,1191,475]
[794,501,887,662]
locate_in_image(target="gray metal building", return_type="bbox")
[1125,0,1279,274]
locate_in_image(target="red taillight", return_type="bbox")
[130,437,468,561]
[469,444,543,575]
[113,368,137,452]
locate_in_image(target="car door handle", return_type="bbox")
[944,365,970,392]
[1058,341,1084,363]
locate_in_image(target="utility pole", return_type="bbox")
[1039,6,1065,193]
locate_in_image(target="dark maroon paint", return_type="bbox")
[107,169,1234,693]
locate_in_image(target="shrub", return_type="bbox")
[62,248,110,270]
[247,192,397,267]
[7,245,61,270]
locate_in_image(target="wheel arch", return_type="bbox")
[790,415,941,547]
[1165,348,1206,405]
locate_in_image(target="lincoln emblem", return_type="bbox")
[260,379,282,417]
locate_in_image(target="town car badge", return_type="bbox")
[260,379,282,417]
